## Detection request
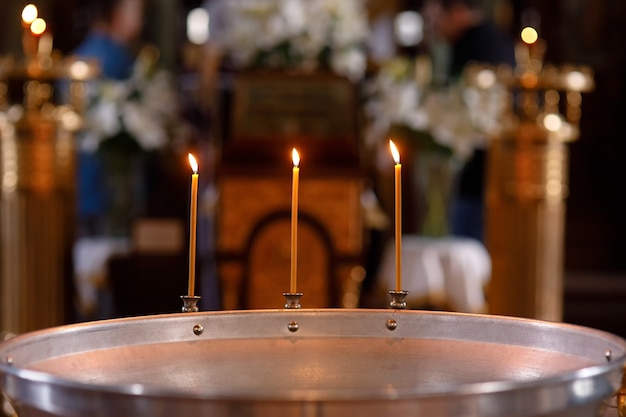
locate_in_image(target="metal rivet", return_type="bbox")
[287,321,299,332]
[193,324,204,336]
[5,356,13,366]
[386,319,397,331]
[605,349,612,362]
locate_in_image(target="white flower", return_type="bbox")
[331,48,366,82]
[421,88,486,159]
[364,57,506,160]
[89,99,120,138]
[219,0,368,81]
[122,102,168,150]
[81,55,186,153]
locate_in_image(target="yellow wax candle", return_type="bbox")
[290,148,300,293]
[389,140,402,292]
[188,153,199,296]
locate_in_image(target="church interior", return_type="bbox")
[0,0,626,415]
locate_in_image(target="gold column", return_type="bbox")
[0,56,96,334]
[465,37,593,321]
[1,108,68,333]
[485,124,568,321]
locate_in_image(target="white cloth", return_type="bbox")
[377,235,491,313]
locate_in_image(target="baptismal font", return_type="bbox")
[465,26,594,322]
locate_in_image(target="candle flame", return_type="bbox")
[22,4,38,25]
[389,140,400,164]
[292,148,300,167]
[520,26,538,45]
[30,18,46,35]
[188,153,198,173]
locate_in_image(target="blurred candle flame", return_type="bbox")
[520,26,538,45]
[30,18,46,36]
[292,148,300,167]
[22,4,38,25]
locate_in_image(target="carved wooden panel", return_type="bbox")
[218,177,363,255]
[247,218,330,308]
[231,73,357,143]
[216,175,364,309]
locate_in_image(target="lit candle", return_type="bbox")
[290,148,300,293]
[389,140,402,292]
[187,153,199,296]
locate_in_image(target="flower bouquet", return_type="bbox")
[81,46,187,155]
[364,57,508,236]
[215,0,369,82]
[80,46,190,236]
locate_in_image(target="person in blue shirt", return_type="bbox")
[74,0,143,80]
[73,0,144,236]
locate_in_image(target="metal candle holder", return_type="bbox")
[388,290,409,310]
[180,295,201,313]
[282,292,303,309]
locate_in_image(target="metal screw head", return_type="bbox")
[193,324,204,336]
[386,319,398,331]
[287,321,299,332]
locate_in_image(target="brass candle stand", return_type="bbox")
[464,36,593,321]
[0,52,98,334]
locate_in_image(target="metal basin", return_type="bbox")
[0,309,624,416]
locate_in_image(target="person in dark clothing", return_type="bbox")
[425,0,515,241]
